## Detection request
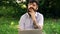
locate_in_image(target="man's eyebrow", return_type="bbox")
[28,3,33,5]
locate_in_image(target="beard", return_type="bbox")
[27,7,37,17]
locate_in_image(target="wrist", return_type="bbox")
[32,17,36,21]
[33,19,37,25]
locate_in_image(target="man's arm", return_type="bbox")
[29,11,44,30]
[19,15,25,31]
[33,17,43,30]
[33,14,44,30]
[33,20,41,29]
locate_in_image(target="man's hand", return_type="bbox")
[28,8,36,21]
[28,9,39,28]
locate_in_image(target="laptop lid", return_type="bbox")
[19,29,42,34]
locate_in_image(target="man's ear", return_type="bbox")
[37,8,38,10]
[36,7,38,10]
[36,5,38,10]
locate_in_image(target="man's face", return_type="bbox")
[28,2,38,12]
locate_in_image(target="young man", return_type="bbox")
[19,0,44,31]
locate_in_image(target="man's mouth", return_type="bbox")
[29,7,33,9]
[28,7,35,11]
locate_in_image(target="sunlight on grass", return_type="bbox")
[11,21,14,25]
[10,21,19,29]
[10,24,19,29]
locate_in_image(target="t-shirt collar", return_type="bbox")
[27,12,37,18]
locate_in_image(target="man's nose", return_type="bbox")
[30,5,33,7]
[28,5,33,9]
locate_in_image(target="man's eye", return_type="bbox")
[28,4,30,5]
[33,5,35,6]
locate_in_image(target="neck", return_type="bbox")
[28,11,36,17]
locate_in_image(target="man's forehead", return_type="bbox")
[28,2,37,5]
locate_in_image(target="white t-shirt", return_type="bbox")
[19,12,44,30]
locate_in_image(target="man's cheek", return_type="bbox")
[28,6,31,9]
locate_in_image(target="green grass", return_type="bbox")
[0,17,60,34]
[43,18,60,34]
[0,17,18,34]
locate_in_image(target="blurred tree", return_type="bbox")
[0,0,60,18]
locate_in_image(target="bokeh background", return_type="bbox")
[0,0,60,34]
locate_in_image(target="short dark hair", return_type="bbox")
[26,0,39,6]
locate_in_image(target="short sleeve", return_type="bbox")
[38,14,44,27]
[19,15,25,30]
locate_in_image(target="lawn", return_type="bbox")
[0,17,60,34]
[0,17,18,34]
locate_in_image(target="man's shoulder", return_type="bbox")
[20,13,28,18]
[37,12,43,17]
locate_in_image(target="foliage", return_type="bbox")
[0,0,60,18]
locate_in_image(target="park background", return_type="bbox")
[0,0,60,34]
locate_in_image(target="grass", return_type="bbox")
[0,17,60,34]
[43,18,60,34]
[0,17,18,34]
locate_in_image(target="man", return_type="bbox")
[19,0,44,31]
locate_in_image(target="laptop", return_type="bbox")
[19,29,42,34]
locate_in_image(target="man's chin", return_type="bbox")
[28,9,32,12]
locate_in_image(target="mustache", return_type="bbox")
[28,7,35,11]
